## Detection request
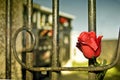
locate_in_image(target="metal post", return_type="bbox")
[26,0,33,80]
[88,0,96,32]
[6,0,12,79]
[88,0,96,80]
[51,0,60,80]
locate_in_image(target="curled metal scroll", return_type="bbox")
[12,27,36,70]
[12,27,120,72]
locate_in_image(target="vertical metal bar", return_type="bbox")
[51,0,59,80]
[6,0,12,79]
[88,0,96,80]
[26,0,33,80]
[88,0,96,32]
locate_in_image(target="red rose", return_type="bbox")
[76,31,103,59]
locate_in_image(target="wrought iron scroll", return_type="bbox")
[12,30,120,71]
[12,0,120,80]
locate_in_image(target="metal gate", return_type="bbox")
[4,0,120,80]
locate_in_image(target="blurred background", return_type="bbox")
[0,0,120,80]
[31,0,120,79]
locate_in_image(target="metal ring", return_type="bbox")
[12,27,120,71]
[12,27,36,70]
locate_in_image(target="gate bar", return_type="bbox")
[12,28,120,71]
[51,0,60,80]
[12,0,120,79]
[88,0,96,80]
[88,0,96,32]
[25,0,33,80]
[6,0,12,79]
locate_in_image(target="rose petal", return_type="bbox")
[78,31,98,50]
[89,31,96,39]
[95,36,103,57]
[78,32,88,42]
[76,42,82,51]
[95,45,101,57]
[96,36,103,46]
[86,37,98,51]
[80,44,95,59]
[88,31,98,50]
[77,31,103,59]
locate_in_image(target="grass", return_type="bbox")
[71,60,120,80]
[72,61,88,67]
[104,67,120,80]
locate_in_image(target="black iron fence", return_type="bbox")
[4,0,120,80]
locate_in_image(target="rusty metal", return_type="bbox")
[12,28,120,72]
[88,0,96,32]
[12,0,120,80]
[88,0,96,79]
[6,0,12,79]
[12,27,36,52]
[25,0,33,80]
[51,0,60,80]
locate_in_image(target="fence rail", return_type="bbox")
[5,0,120,80]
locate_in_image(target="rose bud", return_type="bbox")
[76,31,103,59]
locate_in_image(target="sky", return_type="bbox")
[33,0,120,62]
[33,0,120,39]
